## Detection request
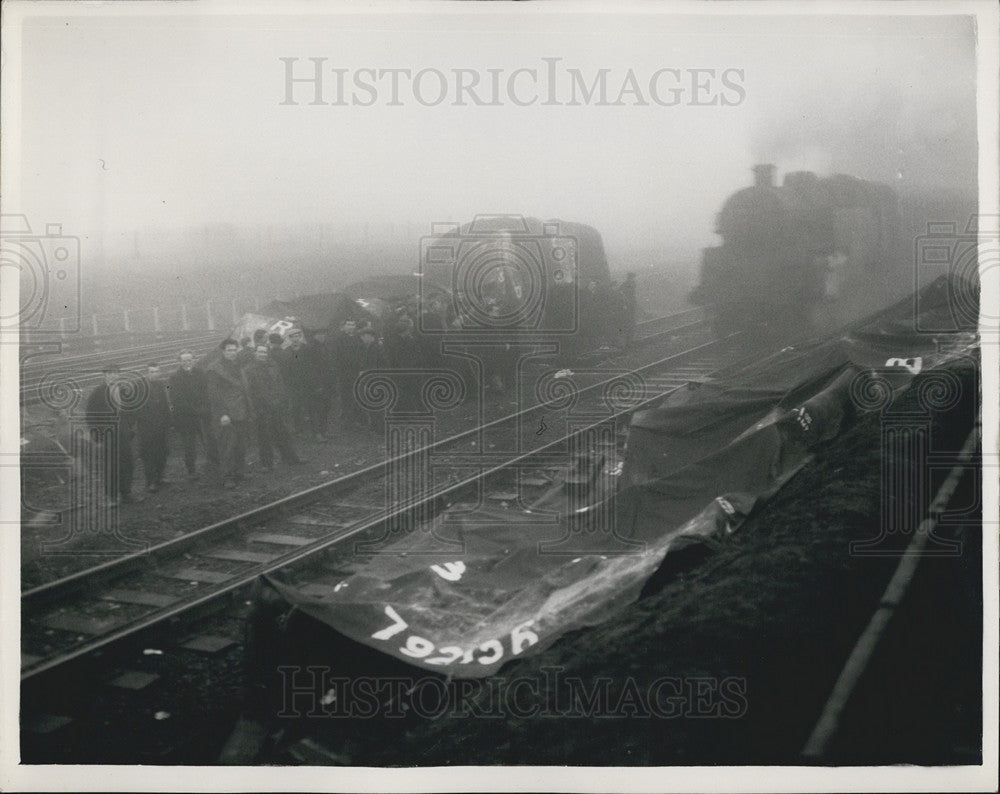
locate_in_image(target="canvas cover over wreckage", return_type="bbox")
[230,292,370,341]
[261,277,979,678]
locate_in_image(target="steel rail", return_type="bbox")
[800,416,981,761]
[21,334,736,681]
[22,329,726,607]
[19,341,222,405]
[19,332,221,373]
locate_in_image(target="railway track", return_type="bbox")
[21,321,736,681]
[20,332,221,371]
[21,293,977,765]
[19,333,223,407]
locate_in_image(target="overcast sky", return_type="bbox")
[4,5,980,273]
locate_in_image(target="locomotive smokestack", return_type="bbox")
[752,163,776,188]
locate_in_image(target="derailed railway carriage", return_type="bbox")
[691,164,902,335]
[419,214,616,356]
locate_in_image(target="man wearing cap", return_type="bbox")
[279,326,315,437]
[266,332,285,362]
[236,336,256,369]
[245,344,308,470]
[384,311,424,412]
[168,349,218,479]
[331,319,362,430]
[418,299,446,373]
[206,338,253,488]
[355,323,384,431]
[246,329,268,363]
[310,329,336,441]
[136,362,172,492]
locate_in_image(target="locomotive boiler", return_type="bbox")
[691,164,902,335]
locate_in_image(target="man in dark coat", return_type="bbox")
[616,272,638,347]
[384,311,423,368]
[135,362,172,492]
[236,335,259,369]
[309,329,336,441]
[206,338,252,487]
[418,299,446,372]
[330,320,362,430]
[167,349,218,479]
[479,301,515,397]
[84,366,141,505]
[244,344,306,469]
[355,323,385,432]
[279,327,316,437]
[384,311,425,413]
[267,332,285,361]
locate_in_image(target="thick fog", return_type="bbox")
[6,8,979,313]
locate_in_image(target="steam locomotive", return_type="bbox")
[691,164,902,335]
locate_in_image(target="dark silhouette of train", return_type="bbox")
[691,164,902,335]
[417,215,620,356]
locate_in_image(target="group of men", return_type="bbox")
[81,278,638,502]
[83,319,390,500]
[83,358,194,504]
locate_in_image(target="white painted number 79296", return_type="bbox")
[369,605,540,665]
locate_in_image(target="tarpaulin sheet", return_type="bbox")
[199,295,372,367]
[254,292,370,333]
[214,294,373,359]
[263,276,978,677]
